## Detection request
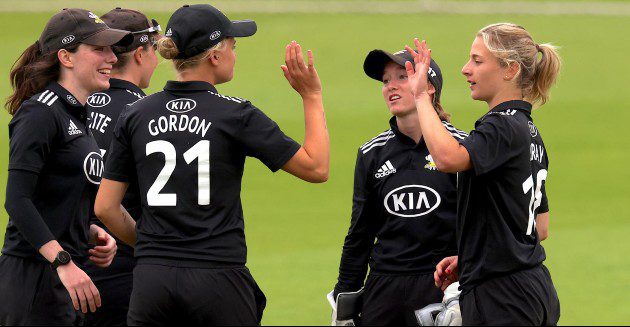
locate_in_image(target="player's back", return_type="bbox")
[107,80,299,266]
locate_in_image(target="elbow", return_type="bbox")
[310,167,329,183]
[94,200,113,223]
[434,156,460,174]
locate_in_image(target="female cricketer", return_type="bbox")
[406,23,562,325]
[94,4,329,325]
[84,8,161,326]
[0,8,132,324]
[332,48,466,325]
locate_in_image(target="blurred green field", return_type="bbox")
[1,3,629,326]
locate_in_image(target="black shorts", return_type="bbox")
[127,263,266,326]
[360,272,443,326]
[84,253,135,326]
[460,264,560,326]
[0,255,82,325]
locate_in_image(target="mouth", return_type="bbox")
[389,94,402,102]
[97,68,111,76]
[467,80,477,89]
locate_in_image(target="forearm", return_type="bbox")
[301,94,329,176]
[97,205,136,246]
[39,240,65,263]
[415,95,471,172]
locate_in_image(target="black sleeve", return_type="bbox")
[236,103,301,172]
[102,107,135,183]
[4,170,55,250]
[334,150,379,295]
[538,183,549,213]
[8,101,58,173]
[459,115,520,176]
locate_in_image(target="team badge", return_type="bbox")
[424,155,437,171]
[88,12,104,24]
[528,121,538,137]
[83,151,104,184]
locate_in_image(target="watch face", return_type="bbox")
[58,251,71,264]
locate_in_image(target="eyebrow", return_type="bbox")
[471,54,482,60]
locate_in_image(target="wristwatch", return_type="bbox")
[51,250,72,269]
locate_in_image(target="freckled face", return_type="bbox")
[381,62,416,116]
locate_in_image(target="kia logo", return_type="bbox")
[87,93,111,108]
[83,151,104,185]
[209,31,221,40]
[384,185,441,218]
[62,35,75,45]
[166,98,197,113]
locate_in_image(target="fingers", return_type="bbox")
[76,285,88,313]
[90,281,102,308]
[446,259,458,275]
[68,288,80,311]
[83,283,97,313]
[405,60,415,76]
[296,43,308,74]
[307,50,314,70]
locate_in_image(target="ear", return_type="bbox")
[208,50,221,67]
[427,82,436,96]
[504,61,521,81]
[133,46,144,64]
[58,49,74,68]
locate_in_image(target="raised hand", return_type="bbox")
[88,224,117,268]
[281,41,322,99]
[404,38,433,99]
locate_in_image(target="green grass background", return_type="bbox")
[1,2,629,325]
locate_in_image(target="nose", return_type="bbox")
[461,60,471,76]
[105,46,117,64]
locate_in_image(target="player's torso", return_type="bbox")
[362,129,458,272]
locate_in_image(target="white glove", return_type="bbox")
[415,282,462,326]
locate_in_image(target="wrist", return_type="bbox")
[51,250,72,270]
[300,92,322,102]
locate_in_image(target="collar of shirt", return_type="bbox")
[109,78,146,97]
[490,100,532,114]
[46,82,87,122]
[164,80,218,93]
[388,116,426,149]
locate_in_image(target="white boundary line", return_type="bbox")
[1,0,630,16]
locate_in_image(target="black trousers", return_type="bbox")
[360,273,443,326]
[127,263,266,326]
[0,255,82,326]
[460,265,560,326]
[84,254,135,326]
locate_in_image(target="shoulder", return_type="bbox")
[359,129,395,156]
[13,95,58,123]
[441,121,468,140]
[207,90,248,107]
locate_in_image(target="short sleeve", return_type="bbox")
[459,115,519,176]
[102,108,135,182]
[236,103,301,172]
[538,183,549,213]
[8,101,59,173]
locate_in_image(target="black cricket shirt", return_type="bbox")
[103,81,301,267]
[3,82,103,264]
[335,117,467,292]
[86,78,145,261]
[458,100,549,293]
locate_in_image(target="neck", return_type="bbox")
[396,111,423,144]
[58,77,89,106]
[111,69,142,89]
[486,87,523,109]
[177,65,219,85]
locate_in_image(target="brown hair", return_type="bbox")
[433,100,451,123]
[157,37,228,72]
[6,42,78,115]
[112,43,150,71]
[478,23,562,106]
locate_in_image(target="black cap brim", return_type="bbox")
[226,20,257,37]
[363,49,412,81]
[82,28,133,47]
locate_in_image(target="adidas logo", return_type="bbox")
[375,160,397,179]
[68,120,82,136]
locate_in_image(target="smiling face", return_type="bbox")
[381,61,417,117]
[67,44,118,93]
[461,36,514,106]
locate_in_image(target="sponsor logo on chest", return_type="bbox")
[84,151,103,184]
[87,93,111,108]
[384,185,441,218]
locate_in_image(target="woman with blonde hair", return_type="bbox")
[94,4,328,325]
[405,23,562,325]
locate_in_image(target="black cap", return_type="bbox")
[101,8,162,53]
[37,8,133,54]
[164,4,257,59]
[364,49,443,103]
